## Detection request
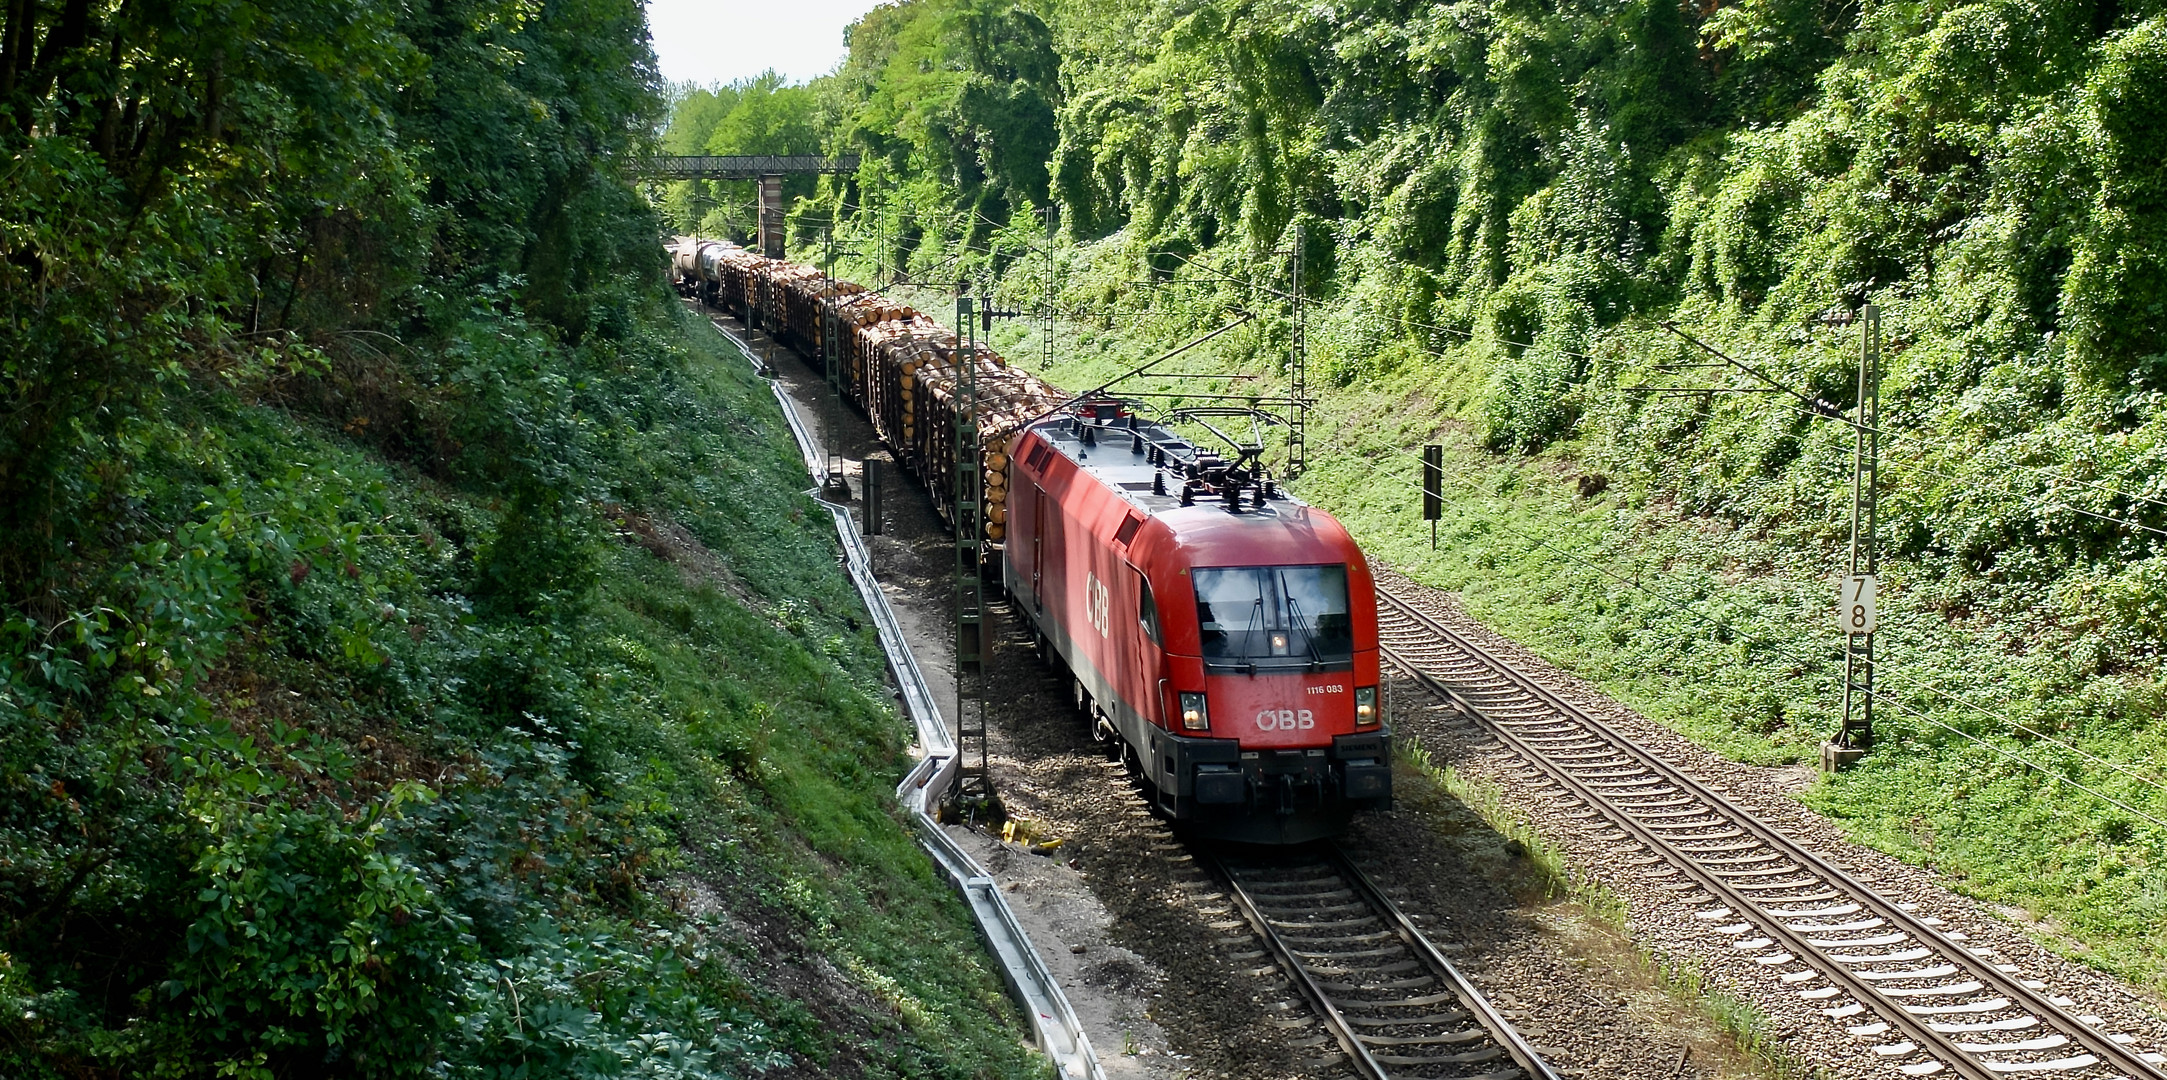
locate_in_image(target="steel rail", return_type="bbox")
[1212,854,1393,1080]
[1207,846,1563,1080]
[1324,844,1565,1080]
[1377,591,2166,1080]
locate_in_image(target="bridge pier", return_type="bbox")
[635,158,858,256]
[759,174,784,258]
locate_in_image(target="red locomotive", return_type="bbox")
[1003,401,1392,844]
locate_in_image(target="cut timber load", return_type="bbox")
[846,311,1069,544]
[904,341,1069,537]
[663,236,1070,548]
[707,245,768,320]
[756,262,865,369]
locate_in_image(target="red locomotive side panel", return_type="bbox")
[1003,409,1390,843]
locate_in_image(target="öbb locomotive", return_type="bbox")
[666,237,1392,842]
[1005,405,1390,843]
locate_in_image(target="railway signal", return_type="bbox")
[1421,444,1443,549]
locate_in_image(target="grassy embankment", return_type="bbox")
[2,295,1045,1078]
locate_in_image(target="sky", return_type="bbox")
[645,0,883,87]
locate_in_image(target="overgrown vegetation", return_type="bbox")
[661,0,2167,994]
[1,0,1044,1073]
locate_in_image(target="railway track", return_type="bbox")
[1206,842,1563,1080]
[1375,590,2167,1080]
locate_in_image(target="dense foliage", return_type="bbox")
[701,0,2167,592]
[678,0,2167,986]
[1,0,1042,1073]
[659,73,829,239]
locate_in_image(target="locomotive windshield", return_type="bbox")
[1192,565,1353,671]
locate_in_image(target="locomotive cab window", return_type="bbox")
[1135,569,1161,645]
[1192,565,1353,671]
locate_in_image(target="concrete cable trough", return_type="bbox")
[712,316,1105,1080]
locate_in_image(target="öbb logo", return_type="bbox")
[1254,709,1315,731]
[1084,572,1110,638]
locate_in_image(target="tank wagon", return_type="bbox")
[665,238,1392,841]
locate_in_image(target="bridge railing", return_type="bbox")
[637,154,861,180]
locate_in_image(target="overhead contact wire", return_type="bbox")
[1872,669,2167,801]
[1653,322,2167,517]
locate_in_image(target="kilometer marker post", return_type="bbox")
[1826,304,1880,772]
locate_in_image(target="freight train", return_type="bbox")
[668,236,1391,843]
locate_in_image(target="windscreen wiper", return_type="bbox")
[1281,572,1324,671]
[1240,594,1263,675]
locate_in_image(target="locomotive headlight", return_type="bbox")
[1354,686,1379,728]
[1179,691,1210,731]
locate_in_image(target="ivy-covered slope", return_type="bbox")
[667,0,2167,991]
[0,0,1043,1074]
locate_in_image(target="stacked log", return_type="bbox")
[691,250,1071,547]
[709,245,768,319]
[906,341,1070,543]
[828,290,890,397]
[760,263,867,367]
[750,262,818,358]
[857,316,949,460]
